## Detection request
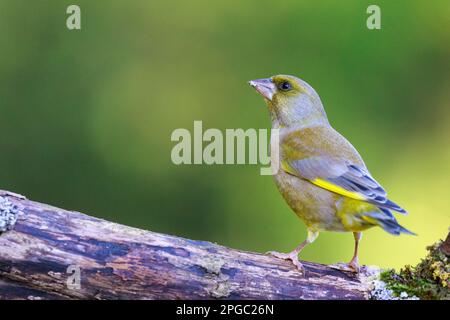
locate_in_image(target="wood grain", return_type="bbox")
[0,195,374,300]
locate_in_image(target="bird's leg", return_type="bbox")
[329,232,363,273]
[347,232,362,272]
[266,230,319,272]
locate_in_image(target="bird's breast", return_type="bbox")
[273,170,347,232]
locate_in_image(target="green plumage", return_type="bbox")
[249,74,414,271]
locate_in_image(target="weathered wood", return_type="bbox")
[440,231,450,256]
[0,194,374,300]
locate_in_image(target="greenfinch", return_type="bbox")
[249,74,414,272]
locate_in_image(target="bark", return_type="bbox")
[0,193,376,300]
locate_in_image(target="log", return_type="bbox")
[0,192,377,300]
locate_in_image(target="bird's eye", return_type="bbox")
[278,81,292,91]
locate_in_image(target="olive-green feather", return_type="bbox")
[250,74,414,237]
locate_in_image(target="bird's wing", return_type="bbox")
[282,156,407,214]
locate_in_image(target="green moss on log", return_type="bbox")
[380,239,449,300]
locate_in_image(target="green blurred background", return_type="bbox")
[0,0,449,269]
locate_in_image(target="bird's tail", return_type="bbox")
[362,209,416,236]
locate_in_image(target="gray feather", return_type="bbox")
[288,156,407,214]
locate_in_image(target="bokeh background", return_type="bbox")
[0,0,449,269]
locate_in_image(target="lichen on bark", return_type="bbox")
[0,196,22,233]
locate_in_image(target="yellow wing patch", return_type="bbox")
[311,178,366,200]
[281,161,366,201]
[281,161,297,175]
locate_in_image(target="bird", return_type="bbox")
[248,74,414,272]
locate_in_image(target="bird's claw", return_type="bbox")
[266,251,305,273]
[347,260,360,273]
[329,262,360,273]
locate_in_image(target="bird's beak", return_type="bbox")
[248,78,276,101]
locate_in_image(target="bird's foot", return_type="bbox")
[0,190,26,200]
[329,261,360,273]
[266,250,304,273]
[347,259,360,273]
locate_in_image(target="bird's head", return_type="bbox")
[249,74,328,127]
